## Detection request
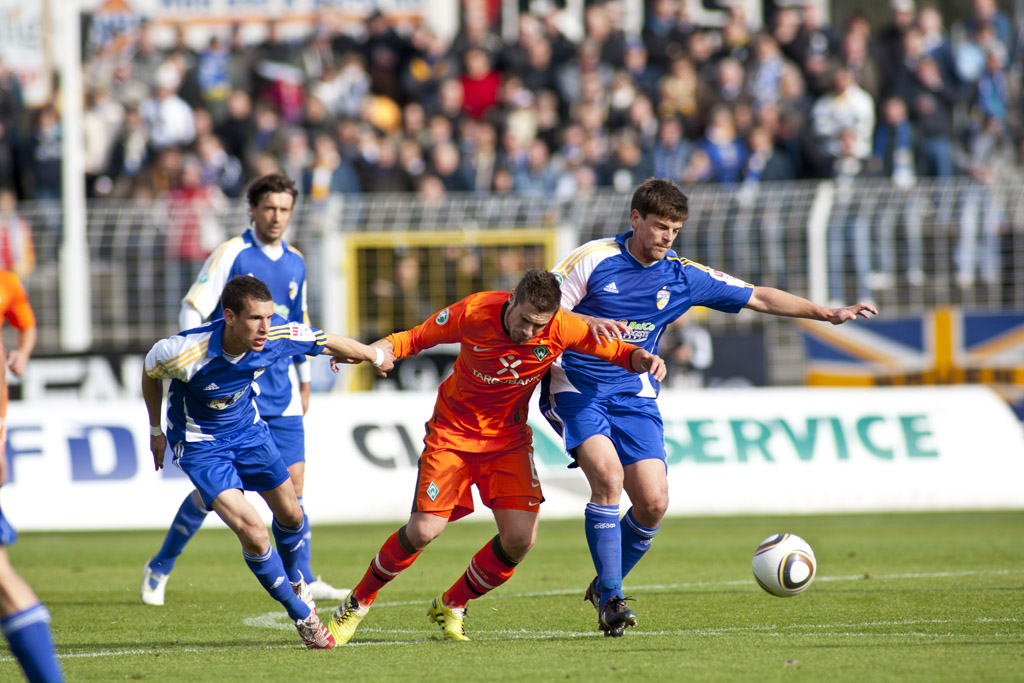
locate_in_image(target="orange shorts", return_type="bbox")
[412,428,544,522]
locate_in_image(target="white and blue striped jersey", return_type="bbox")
[144,318,327,444]
[180,229,309,417]
[548,231,754,398]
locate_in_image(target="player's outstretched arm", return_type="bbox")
[745,286,878,325]
[329,339,395,377]
[630,348,667,382]
[141,374,167,471]
[323,333,395,372]
[570,310,629,345]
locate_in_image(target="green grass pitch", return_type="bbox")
[2,511,1022,681]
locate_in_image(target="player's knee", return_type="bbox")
[237,521,271,551]
[633,493,669,526]
[502,532,535,561]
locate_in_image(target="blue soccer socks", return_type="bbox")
[1,603,64,682]
[243,547,310,621]
[294,498,314,583]
[271,517,308,585]
[584,502,623,605]
[149,491,208,574]
[620,507,659,578]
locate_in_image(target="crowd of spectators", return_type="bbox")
[0,0,1021,212]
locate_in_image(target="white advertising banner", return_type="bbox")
[3,386,1022,531]
[0,0,51,107]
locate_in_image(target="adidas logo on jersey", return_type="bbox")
[603,282,619,293]
[203,383,220,391]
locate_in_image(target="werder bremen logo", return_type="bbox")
[553,272,564,286]
[533,346,550,362]
[426,481,440,500]
[435,308,450,325]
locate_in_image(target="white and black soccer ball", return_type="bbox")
[752,533,816,597]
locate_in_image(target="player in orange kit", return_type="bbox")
[324,269,665,644]
[0,271,63,681]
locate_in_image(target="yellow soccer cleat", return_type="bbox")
[326,594,369,645]
[427,593,470,641]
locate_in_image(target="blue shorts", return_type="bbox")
[264,415,305,468]
[0,508,17,546]
[541,391,666,467]
[173,421,292,509]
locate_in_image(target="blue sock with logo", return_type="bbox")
[243,547,310,621]
[2,603,65,682]
[149,491,208,574]
[271,517,308,585]
[295,498,314,584]
[584,502,622,605]
[620,507,660,578]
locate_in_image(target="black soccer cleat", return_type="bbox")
[584,577,600,611]
[598,596,637,638]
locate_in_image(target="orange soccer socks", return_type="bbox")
[444,535,518,609]
[351,526,422,606]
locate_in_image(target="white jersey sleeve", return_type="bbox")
[180,235,247,321]
[144,330,215,383]
[551,238,620,310]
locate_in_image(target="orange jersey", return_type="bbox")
[386,291,641,452]
[0,271,34,333]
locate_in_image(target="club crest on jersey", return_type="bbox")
[657,288,671,310]
[436,308,450,325]
[289,279,298,300]
[533,346,550,362]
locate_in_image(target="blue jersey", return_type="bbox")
[549,231,753,398]
[181,229,308,417]
[144,319,327,444]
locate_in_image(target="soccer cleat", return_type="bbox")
[295,611,336,649]
[427,593,469,641]
[326,594,370,645]
[141,561,170,606]
[598,596,637,638]
[584,577,600,611]
[308,576,350,602]
[292,578,317,613]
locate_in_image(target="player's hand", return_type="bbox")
[371,344,395,377]
[150,434,167,471]
[632,350,666,382]
[588,317,628,344]
[826,302,878,324]
[6,351,27,377]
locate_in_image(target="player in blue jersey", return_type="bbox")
[143,275,394,648]
[542,178,877,637]
[142,173,347,606]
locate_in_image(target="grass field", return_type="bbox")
[2,511,1022,682]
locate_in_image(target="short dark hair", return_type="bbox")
[631,177,689,223]
[514,269,562,314]
[246,172,298,209]
[221,275,273,314]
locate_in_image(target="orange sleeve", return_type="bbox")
[2,275,35,332]
[386,296,471,359]
[556,311,638,372]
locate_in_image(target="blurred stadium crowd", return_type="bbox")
[1,0,1021,208]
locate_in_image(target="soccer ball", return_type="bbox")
[751,533,816,597]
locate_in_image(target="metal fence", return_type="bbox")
[7,176,1023,386]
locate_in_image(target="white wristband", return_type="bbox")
[150,425,163,436]
[372,347,385,368]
